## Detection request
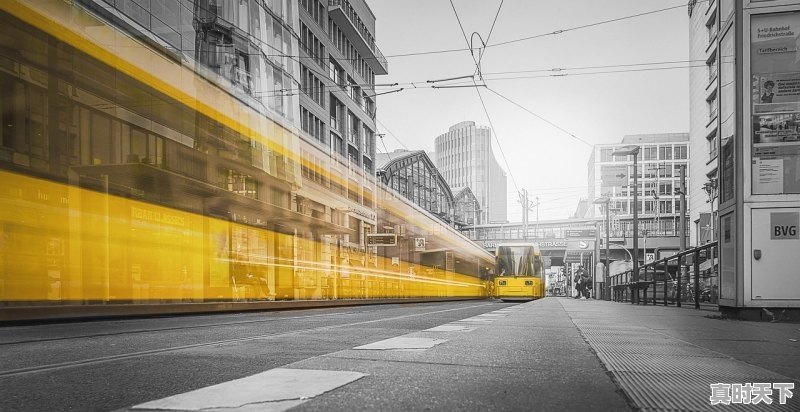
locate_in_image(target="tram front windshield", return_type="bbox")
[496,246,539,277]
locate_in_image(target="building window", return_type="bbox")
[674,145,688,160]
[600,148,614,162]
[707,132,718,160]
[707,92,718,121]
[659,146,672,160]
[301,106,325,144]
[644,146,657,161]
[300,65,325,108]
[706,11,718,45]
[707,51,718,83]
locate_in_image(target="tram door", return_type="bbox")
[273,225,295,300]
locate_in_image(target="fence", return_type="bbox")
[607,241,718,309]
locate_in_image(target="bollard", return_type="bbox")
[694,249,700,309]
[643,264,648,306]
[676,254,682,308]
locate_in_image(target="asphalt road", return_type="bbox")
[0,299,631,412]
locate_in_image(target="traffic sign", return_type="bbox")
[601,165,628,187]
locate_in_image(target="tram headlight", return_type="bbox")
[525,280,533,286]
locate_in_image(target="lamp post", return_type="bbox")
[612,145,641,304]
[702,178,718,244]
[593,197,611,300]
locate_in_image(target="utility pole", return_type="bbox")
[679,165,687,252]
[535,196,540,240]
[678,164,687,307]
[521,188,529,240]
[519,189,537,241]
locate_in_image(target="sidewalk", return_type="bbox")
[561,297,800,411]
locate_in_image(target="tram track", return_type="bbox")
[0,301,467,345]
[0,311,358,346]
[0,302,495,378]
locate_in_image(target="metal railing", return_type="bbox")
[607,241,718,309]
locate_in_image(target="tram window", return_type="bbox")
[496,246,540,277]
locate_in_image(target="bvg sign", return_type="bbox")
[770,212,799,240]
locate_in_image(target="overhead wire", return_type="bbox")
[485,2,702,49]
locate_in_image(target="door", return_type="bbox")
[751,208,800,300]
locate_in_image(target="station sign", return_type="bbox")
[414,237,426,251]
[601,165,629,187]
[563,250,587,264]
[366,233,397,247]
[565,229,597,238]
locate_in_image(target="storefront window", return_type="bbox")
[750,12,800,194]
[719,25,736,204]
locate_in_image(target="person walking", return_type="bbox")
[573,269,583,299]
[580,267,591,299]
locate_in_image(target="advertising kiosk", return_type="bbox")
[718,1,800,318]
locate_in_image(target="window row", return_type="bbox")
[328,20,376,86]
[301,106,325,144]
[300,23,326,69]
[300,65,326,108]
[299,0,325,29]
[598,145,688,162]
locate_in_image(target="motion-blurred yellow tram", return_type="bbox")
[494,243,545,301]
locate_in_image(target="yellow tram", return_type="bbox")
[494,243,545,301]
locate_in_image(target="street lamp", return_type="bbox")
[612,145,641,304]
[702,178,718,243]
[593,197,611,300]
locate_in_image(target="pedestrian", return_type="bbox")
[573,270,582,299]
[580,268,591,299]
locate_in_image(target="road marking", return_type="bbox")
[131,368,365,411]
[0,303,493,378]
[353,337,447,350]
[455,317,495,323]
[425,324,476,332]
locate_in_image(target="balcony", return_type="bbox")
[328,0,389,75]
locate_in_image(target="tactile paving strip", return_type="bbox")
[596,352,787,379]
[615,372,798,412]
[562,300,800,412]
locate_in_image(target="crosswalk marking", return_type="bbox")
[131,368,365,411]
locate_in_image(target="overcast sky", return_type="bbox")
[367,0,691,221]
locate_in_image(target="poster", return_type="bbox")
[751,12,800,194]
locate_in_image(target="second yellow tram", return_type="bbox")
[494,243,546,301]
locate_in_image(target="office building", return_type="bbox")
[687,0,721,246]
[587,133,690,260]
[434,121,508,223]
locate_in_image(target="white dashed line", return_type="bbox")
[353,337,448,350]
[131,368,365,411]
